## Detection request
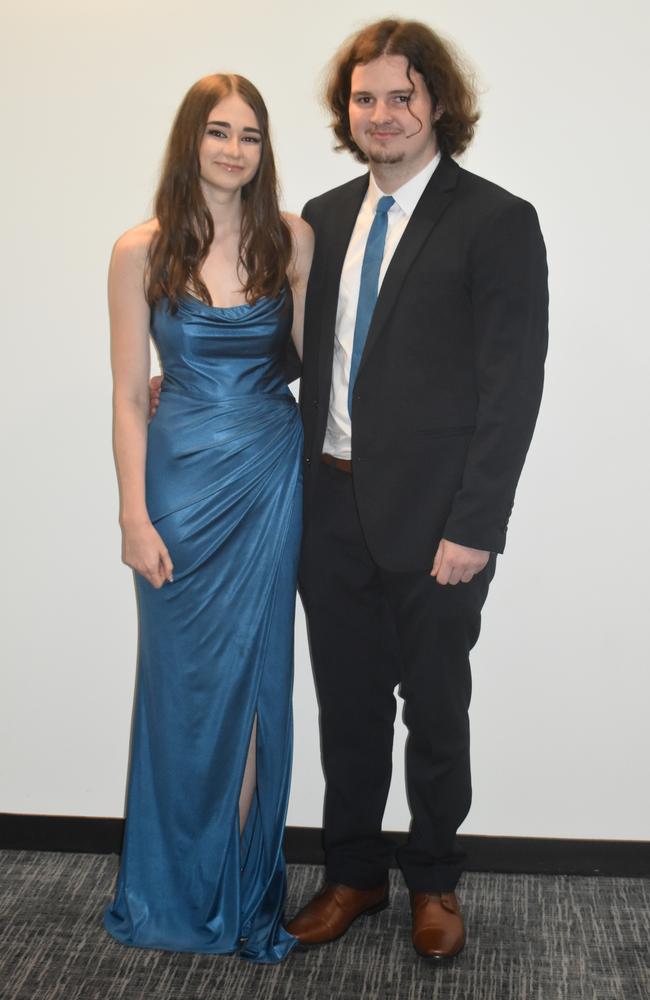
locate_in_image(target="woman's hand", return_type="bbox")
[121,519,174,589]
[149,375,162,420]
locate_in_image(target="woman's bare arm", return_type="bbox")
[109,222,173,588]
[284,213,314,361]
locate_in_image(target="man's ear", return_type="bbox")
[432,103,445,123]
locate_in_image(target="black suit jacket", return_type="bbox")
[300,154,548,572]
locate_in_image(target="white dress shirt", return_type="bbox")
[322,153,441,460]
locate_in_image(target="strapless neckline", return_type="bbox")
[182,290,282,317]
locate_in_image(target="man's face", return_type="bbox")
[348,54,439,175]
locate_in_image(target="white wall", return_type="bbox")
[2,0,649,840]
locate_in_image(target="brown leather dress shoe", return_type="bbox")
[286,882,389,946]
[410,891,465,961]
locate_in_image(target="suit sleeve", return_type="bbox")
[442,198,549,553]
[282,335,302,385]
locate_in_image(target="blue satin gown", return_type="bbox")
[104,290,302,963]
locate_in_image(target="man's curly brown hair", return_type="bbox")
[325,18,480,161]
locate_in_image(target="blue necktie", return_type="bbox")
[348,194,395,415]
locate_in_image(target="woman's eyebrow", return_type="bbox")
[206,119,261,135]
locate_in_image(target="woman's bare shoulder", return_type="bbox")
[112,218,160,264]
[283,212,314,251]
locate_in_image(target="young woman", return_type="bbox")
[104,73,313,964]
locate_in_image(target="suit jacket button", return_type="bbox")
[305,456,311,464]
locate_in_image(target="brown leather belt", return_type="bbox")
[321,452,352,473]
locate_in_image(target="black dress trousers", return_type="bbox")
[299,461,496,893]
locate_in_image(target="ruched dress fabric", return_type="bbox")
[104,290,302,964]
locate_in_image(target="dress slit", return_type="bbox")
[239,714,258,834]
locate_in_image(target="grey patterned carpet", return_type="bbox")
[0,851,647,999]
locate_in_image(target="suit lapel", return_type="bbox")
[357,155,460,378]
[316,175,368,398]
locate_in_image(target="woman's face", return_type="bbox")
[198,93,262,195]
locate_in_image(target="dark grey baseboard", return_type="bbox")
[1,813,648,877]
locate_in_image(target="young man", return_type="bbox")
[288,18,548,961]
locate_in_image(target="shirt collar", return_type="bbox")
[368,152,441,216]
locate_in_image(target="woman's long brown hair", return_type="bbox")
[147,74,291,312]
